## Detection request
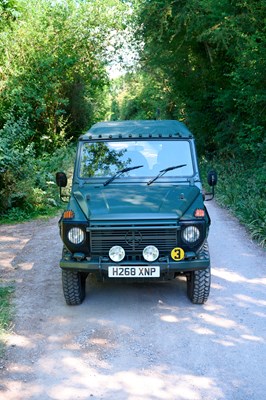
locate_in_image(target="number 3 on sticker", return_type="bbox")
[171,247,185,261]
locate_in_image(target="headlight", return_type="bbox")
[68,227,85,244]
[143,245,159,262]
[182,226,200,243]
[109,246,125,262]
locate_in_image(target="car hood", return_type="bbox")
[73,184,200,221]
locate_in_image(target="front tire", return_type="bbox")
[187,268,211,304]
[62,270,86,305]
[187,267,211,304]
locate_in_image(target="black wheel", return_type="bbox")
[62,270,86,305]
[186,242,211,304]
[186,267,211,304]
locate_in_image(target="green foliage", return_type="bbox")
[110,71,182,121]
[0,286,14,356]
[0,0,20,29]
[0,116,34,173]
[0,141,76,222]
[80,142,125,177]
[201,158,266,247]
[0,0,128,151]
[0,0,265,250]
[130,0,266,246]
[0,116,35,210]
[134,0,266,158]
[0,0,130,219]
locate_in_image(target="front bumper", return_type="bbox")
[60,252,210,279]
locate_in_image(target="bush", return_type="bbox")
[201,158,266,247]
[0,122,76,223]
[0,116,35,210]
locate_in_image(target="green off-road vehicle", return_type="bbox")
[56,120,217,305]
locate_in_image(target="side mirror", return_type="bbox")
[56,172,68,201]
[207,170,218,187]
[205,170,218,201]
[56,172,67,188]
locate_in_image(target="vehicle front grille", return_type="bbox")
[90,228,177,255]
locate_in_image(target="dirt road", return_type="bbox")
[0,201,265,400]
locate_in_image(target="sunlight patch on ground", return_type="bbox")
[7,333,34,349]
[213,339,235,347]
[198,313,236,329]
[45,364,223,400]
[0,235,31,270]
[190,327,215,335]
[235,294,266,306]
[160,314,180,323]
[212,268,266,286]
[17,262,34,271]
[0,381,42,400]
[253,311,266,318]
[241,334,264,342]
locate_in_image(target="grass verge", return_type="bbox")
[0,286,14,357]
[0,205,63,225]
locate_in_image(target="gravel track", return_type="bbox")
[0,201,265,400]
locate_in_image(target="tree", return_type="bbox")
[134,0,266,158]
[0,0,20,29]
[0,0,131,214]
[110,71,183,121]
[0,0,130,153]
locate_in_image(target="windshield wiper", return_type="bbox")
[147,164,187,185]
[103,165,143,186]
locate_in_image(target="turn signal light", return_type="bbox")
[194,209,205,217]
[63,210,75,219]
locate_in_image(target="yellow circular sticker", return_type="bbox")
[171,247,185,261]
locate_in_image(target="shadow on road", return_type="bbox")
[0,205,265,400]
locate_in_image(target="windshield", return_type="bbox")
[79,140,194,180]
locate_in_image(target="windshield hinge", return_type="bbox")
[187,178,195,185]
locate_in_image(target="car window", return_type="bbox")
[79,140,194,178]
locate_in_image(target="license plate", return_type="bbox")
[108,266,160,278]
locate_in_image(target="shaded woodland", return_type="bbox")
[0,0,265,245]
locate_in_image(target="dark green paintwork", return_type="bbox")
[59,120,211,278]
[73,185,200,220]
[80,120,193,140]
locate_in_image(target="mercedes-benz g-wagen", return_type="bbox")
[56,120,217,305]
